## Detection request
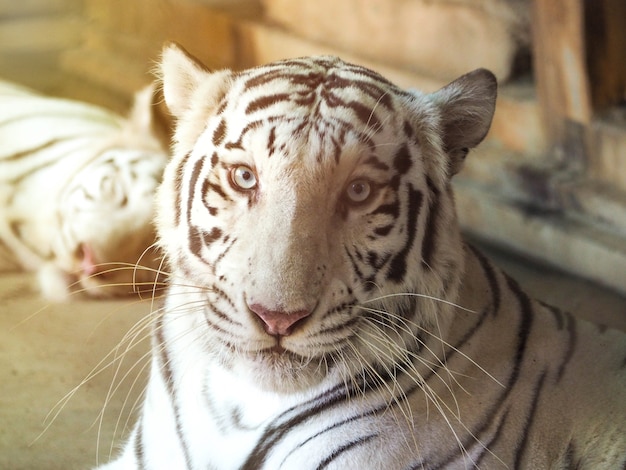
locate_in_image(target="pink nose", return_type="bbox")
[248,303,311,336]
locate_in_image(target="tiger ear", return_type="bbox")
[125,82,157,133]
[158,42,231,119]
[432,68,497,177]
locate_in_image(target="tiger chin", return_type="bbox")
[96,43,626,469]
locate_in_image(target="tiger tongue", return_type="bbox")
[80,243,98,276]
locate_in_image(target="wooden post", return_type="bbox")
[531,0,592,150]
[532,0,626,169]
[584,0,626,112]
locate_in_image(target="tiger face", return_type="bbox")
[157,44,496,392]
[59,146,166,297]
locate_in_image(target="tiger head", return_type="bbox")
[156,43,496,392]
[54,86,168,298]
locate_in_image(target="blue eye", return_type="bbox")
[231,165,257,190]
[346,179,371,203]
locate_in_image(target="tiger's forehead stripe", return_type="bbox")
[245,93,291,115]
[204,59,406,171]
[232,57,398,133]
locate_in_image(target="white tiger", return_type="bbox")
[97,43,626,469]
[0,81,168,300]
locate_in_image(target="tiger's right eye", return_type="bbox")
[230,165,257,191]
[345,179,372,204]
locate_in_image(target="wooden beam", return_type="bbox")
[532,0,592,144]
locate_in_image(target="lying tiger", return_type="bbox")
[0,81,167,300]
[97,43,626,469]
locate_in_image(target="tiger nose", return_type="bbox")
[248,304,311,336]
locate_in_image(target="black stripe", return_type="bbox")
[364,155,389,171]
[505,274,534,378]
[242,67,324,92]
[2,137,63,163]
[426,409,511,470]
[173,152,192,226]
[278,411,376,467]
[411,307,495,469]
[343,63,397,89]
[242,68,290,91]
[214,236,235,268]
[556,312,577,382]
[324,75,393,114]
[240,386,348,469]
[393,144,413,174]
[246,93,291,114]
[386,185,423,282]
[223,119,265,150]
[315,434,378,470]
[371,200,400,218]
[267,126,277,157]
[470,408,511,469]
[212,119,227,146]
[202,227,223,246]
[420,178,440,270]
[373,224,394,237]
[539,301,564,330]
[3,141,89,186]
[187,159,203,258]
[320,86,382,130]
[241,362,408,470]
[561,440,580,469]
[345,246,366,285]
[134,421,146,470]
[514,370,548,468]
[418,274,534,468]
[153,316,193,470]
[468,244,501,315]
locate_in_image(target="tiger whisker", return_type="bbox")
[362,291,477,314]
[98,347,152,463]
[360,313,508,468]
[349,306,509,468]
[358,306,469,401]
[134,241,164,284]
[96,299,211,462]
[360,295,503,388]
[8,303,51,332]
[147,253,170,305]
[358,313,461,415]
[352,328,416,421]
[39,292,164,433]
[347,325,448,462]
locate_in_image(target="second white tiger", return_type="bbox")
[0,81,168,300]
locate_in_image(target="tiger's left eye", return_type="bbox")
[345,179,372,203]
[230,165,257,190]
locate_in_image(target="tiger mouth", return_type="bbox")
[264,344,288,354]
[223,339,304,360]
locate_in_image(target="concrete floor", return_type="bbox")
[1,241,625,470]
